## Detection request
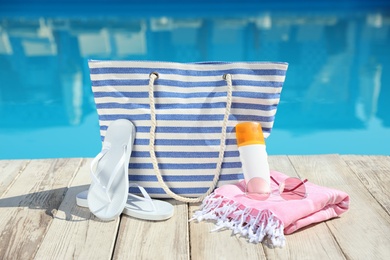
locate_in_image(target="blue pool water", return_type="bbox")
[1,1,390,159]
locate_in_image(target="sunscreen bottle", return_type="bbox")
[235,122,271,193]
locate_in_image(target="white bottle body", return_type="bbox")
[239,144,270,188]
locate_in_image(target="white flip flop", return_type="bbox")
[87,119,135,221]
[76,184,174,221]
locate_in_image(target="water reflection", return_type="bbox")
[0,10,389,157]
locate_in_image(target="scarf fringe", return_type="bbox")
[191,193,286,248]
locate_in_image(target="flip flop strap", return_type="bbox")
[105,145,128,193]
[90,143,111,184]
[90,143,128,202]
[129,183,157,211]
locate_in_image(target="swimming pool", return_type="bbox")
[1,1,390,159]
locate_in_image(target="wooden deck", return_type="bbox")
[0,154,389,259]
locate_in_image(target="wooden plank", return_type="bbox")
[189,202,266,260]
[342,155,390,215]
[265,156,345,260]
[34,158,120,260]
[113,200,189,260]
[288,155,390,260]
[0,160,29,196]
[0,159,81,259]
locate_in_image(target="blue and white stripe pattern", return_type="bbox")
[89,61,288,198]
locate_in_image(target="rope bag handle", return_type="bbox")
[148,72,233,203]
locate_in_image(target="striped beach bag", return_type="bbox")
[89,61,288,203]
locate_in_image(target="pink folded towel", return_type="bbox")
[192,170,350,247]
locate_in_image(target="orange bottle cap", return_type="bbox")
[235,122,265,147]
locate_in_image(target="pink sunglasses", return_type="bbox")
[245,176,308,201]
